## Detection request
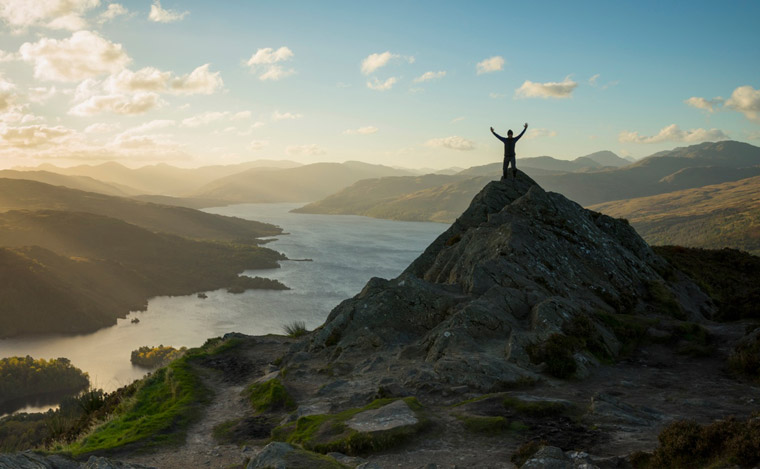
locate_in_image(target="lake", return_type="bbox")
[0,203,447,413]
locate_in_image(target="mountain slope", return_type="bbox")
[192,161,415,203]
[589,175,760,254]
[30,160,302,196]
[0,170,139,197]
[0,178,280,241]
[0,211,285,337]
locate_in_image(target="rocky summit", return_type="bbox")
[296,171,713,391]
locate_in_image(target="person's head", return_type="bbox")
[507,129,513,137]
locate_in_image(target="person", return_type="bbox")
[491,123,528,179]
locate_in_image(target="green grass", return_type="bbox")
[502,397,568,418]
[283,320,308,338]
[60,337,239,455]
[455,415,509,435]
[244,378,296,413]
[272,397,425,456]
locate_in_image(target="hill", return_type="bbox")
[0,170,139,197]
[191,161,415,203]
[297,141,760,223]
[294,175,490,223]
[589,175,760,254]
[0,178,280,242]
[0,211,285,337]
[27,160,302,196]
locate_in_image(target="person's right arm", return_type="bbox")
[490,126,505,141]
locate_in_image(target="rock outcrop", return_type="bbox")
[299,172,714,391]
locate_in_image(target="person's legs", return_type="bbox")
[502,156,509,180]
[508,155,516,178]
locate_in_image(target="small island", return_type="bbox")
[226,276,290,294]
[130,345,187,369]
[0,356,89,415]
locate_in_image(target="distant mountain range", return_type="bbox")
[296,141,760,230]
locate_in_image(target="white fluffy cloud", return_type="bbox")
[99,3,128,22]
[69,92,163,116]
[148,0,188,23]
[181,111,228,127]
[248,140,268,151]
[0,0,99,31]
[245,47,295,81]
[343,126,378,135]
[286,144,325,156]
[272,111,302,121]
[476,56,504,75]
[19,31,130,82]
[725,85,760,122]
[618,124,729,144]
[96,64,222,97]
[524,128,557,140]
[515,77,578,99]
[425,136,475,151]
[413,71,446,83]
[360,51,414,75]
[685,96,724,113]
[84,122,120,134]
[0,124,72,148]
[367,77,397,91]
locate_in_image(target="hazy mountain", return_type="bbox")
[294,174,489,222]
[580,150,631,167]
[0,178,280,241]
[533,140,760,206]
[296,141,760,224]
[0,170,139,197]
[589,175,760,255]
[0,212,284,337]
[192,161,415,203]
[25,160,302,196]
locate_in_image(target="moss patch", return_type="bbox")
[244,378,296,413]
[455,415,509,435]
[272,397,426,456]
[503,397,569,418]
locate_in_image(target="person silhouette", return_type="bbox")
[491,123,528,179]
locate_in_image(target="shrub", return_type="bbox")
[245,378,296,413]
[527,334,577,379]
[283,320,308,338]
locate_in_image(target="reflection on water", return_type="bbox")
[0,203,446,397]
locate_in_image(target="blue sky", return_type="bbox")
[0,0,758,169]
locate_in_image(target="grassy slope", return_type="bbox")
[0,211,284,337]
[0,170,139,197]
[0,178,281,241]
[591,176,760,254]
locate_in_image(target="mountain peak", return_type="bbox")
[302,171,713,391]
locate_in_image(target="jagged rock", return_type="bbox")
[303,173,713,390]
[589,392,663,427]
[520,446,575,469]
[346,399,419,432]
[246,441,346,469]
[0,453,154,469]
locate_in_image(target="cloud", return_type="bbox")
[0,49,15,62]
[725,85,760,122]
[69,92,163,116]
[27,86,58,104]
[248,140,268,151]
[524,128,557,140]
[0,74,16,111]
[489,92,507,99]
[588,74,600,86]
[245,47,294,81]
[450,116,465,124]
[515,77,578,99]
[272,111,302,121]
[99,3,128,22]
[413,71,446,83]
[119,119,175,136]
[104,64,223,96]
[618,124,729,144]
[0,0,99,31]
[343,126,378,135]
[685,96,724,113]
[425,136,475,151]
[181,111,229,127]
[231,111,250,120]
[286,144,325,156]
[84,122,120,134]
[19,31,130,82]
[148,0,188,23]
[0,124,72,148]
[476,56,504,75]
[362,51,394,75]
[367,77,397,91]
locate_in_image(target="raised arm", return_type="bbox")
[514,123,528,141]
[490,126,505,142]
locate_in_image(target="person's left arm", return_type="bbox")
[514,123,528,141]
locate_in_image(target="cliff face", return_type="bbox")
[305,172,714,391]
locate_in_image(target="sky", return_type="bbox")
[0,0,758,170]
